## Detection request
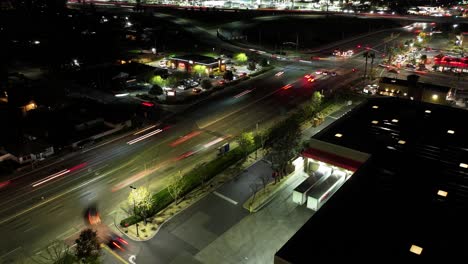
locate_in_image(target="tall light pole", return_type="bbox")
[129,186,140,237]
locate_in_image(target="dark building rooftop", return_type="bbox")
[275,97,468,262]
[171,54,219,65]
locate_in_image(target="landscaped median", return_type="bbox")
[119,147,248,228]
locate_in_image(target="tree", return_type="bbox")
[200,79,212,90]
[168,170,185,204]
[247,61,256,71]
[32,240,76,264]
[302,91,322,119]
[234,53,248,64]
[149,84,163,96]
[192,65,207,76]
[75,229,101,264]
[150,75,167,87]
[259,58,269,67]
[258,174,270,192]
[238,132,255,158]
[420,54,428,64]
[311,91,322,112]
[248,183,261,212]
[128,187,153,224]
[223,70,233,81]
[266,119,302,177]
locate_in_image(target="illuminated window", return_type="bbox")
[392,119,398,123]
[460,163,468,169]
[398,140,406,145]
[371,120,379,124]
[410,245,423,255]
[447,130,455,134]
[437,190,448,197]
[372,105,379,109]
[334,133,343,138]
[425,110,431,113]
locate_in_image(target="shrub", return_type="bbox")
[120,215,142,227]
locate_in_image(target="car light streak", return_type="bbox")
[127,129,162,145]
[0,180,10,189]
[169,130,202,147]
[133,124,157,135]
[174,150,196,161]
[111,160,171,192]
[203,137,225,148]
[69,162,88,172]
[32,169,70,187]
[234,89,253,98]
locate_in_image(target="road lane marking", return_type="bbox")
[101,244,129,264]
[213,191,238,205]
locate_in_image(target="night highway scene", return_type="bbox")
[0,0,467,263]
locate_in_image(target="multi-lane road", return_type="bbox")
[0,55,362,263]
[0,8,465,263]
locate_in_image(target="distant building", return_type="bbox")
[170,54,226,74]
[0,0,13,10]
[0,140,54,164]
[378,76,451,105]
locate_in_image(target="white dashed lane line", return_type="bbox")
[213,191,238,205]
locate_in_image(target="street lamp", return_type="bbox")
[129,186,140,237]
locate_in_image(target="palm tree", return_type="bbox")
[369,52,376,80]
[363,51,369,79]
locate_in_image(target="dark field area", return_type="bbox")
[238,16,401,51]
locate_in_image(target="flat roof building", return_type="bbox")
[170,54,226,74]
[275,97,468,262]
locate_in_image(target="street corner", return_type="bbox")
[114,210,159,243]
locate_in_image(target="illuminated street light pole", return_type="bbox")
[129,186,140,237]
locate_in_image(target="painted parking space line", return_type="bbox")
[213,191,238,205]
